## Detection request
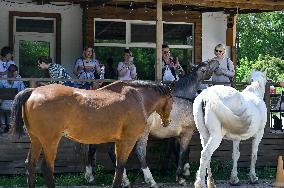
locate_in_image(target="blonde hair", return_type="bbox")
[214,44,225,53]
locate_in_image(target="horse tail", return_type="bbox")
[193,92,209,137]
[10,88,34,138]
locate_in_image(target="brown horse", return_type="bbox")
[10,80,173,188]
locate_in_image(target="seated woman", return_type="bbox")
[0,64,25,133]
[0,46,16,78]
[73,46,101,89]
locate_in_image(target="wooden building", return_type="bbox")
[0,0,283,174]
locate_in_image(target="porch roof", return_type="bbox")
[41,0,284,13]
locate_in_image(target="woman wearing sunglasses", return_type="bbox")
[211,43,235,86]
[162,44,185,81]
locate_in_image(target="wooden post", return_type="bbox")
[226,14,237,81]
[265,83,271,133]
[155,0,163,81]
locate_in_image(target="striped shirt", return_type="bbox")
[48,63,72,84]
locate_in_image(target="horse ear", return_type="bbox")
[263,69,267,76]
[252,69,256,74]
[190,62,198,68]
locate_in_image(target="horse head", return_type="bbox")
[156,87,173,127]
[203,59,219,80]
[250,69,267,89]
[245,69,267,98]
[191,59,219,82]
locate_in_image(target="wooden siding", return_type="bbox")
[0,132,283,174]
[85,6,202,64]
[50,0,284,11]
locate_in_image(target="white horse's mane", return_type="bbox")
[243,70,267,99]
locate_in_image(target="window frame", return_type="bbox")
[9,11,61,64]
[94,18,194,59]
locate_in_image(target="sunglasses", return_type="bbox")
[163,51,170,54]
[215,50,223,53]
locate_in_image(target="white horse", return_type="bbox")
[193,70,267,188]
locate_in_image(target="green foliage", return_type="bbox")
[131,48,156,80]
[236,57,252,82]
[236,55,284,83]
[251,55,284,82]
[19,41,50,78]
[236,12,284,93]
[237,12,284,61]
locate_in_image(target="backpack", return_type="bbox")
[163,66,175,81]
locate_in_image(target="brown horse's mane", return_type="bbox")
[106,80,171,96]
[174,62,207,92]
[125,80,171,96]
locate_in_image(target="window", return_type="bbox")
[16,18,54,33]
[164,23,193,45]
[94,18,194,80]
[11,14,58,78]
[95,21,126,43]
[131,23,156,43]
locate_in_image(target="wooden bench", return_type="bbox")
[0,88,18,113]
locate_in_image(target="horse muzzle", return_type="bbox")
[162,119,171,127]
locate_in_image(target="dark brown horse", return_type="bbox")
[10,80,173,188]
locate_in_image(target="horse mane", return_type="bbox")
[243,71,267,99]
[126,80,171,96]
[244,81,266,99]
[175,62,206,95]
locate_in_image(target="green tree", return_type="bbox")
[236,12,284,83]
[19,41,50,78]
[236,55,284,83]
[237,12,284,61]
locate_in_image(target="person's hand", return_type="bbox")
[279,81,284,87]
[214,68,224,75]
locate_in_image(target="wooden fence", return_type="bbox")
[0,132,284,174]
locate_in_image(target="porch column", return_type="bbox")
[155,0,163,81]
[226,14,237,79]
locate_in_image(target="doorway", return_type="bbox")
[14,34,54,78]
[9,12,61,78]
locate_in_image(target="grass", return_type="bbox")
[0,162,276,186]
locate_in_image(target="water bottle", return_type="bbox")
[100,65,105,79]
